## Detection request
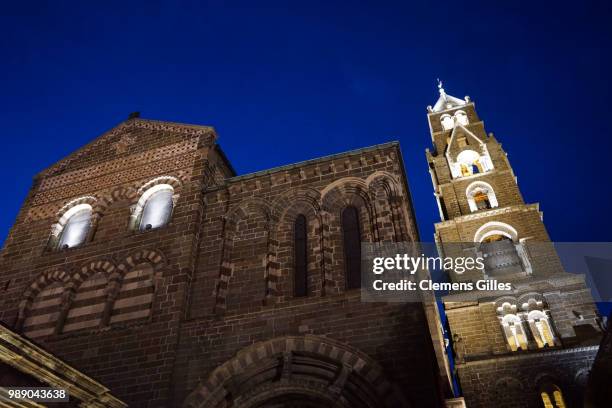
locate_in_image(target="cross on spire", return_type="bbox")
[437,78,447,100]
[429,79,468,112]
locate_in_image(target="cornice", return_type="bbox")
[0,323,126,407]
[435,203,540,228]
[458,345,599,368]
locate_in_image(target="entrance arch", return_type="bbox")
[183,335,409,408]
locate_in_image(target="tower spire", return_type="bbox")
[437,78,447,101]
[430,79,466,112]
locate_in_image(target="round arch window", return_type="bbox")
[58,205,92,249]
[139,186,174,231]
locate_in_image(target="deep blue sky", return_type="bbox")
[1,0,611,246]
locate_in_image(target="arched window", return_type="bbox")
[456,150,483,177]
[500,313,528,351]
[294,215,308,297]
[137,185,174,231]
[440,114,454,130]
[475,222,533,276]
[541,392,553,408]
[480,235,524,276]
[452,149,494,179]
[57,204,92,249]
[474,221,518,243]
[553,390,567,408]
[540,384,566,408]
[454,110,469,126]
[527,310,556,348]
[466,181,499,212]
[342,206,362,289]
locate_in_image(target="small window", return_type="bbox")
[500,313,528,351]
[440,114,454,130]
[456,150,482,177]
[58,207,92,249]
[466,182,498,212]
[454,110,469,126]
[540,384,566,408]
[342,206,362,289]
[527,310,556,348]
[453,149,493,179]
[294,215,308,297]
[553,390,566,408]
[139,186,174,231]
[541,392,553,408]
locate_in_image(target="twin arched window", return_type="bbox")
[540,384,567,408]
[51,183,176,251]
[452,149,493,179]
[440,110,469,130]
[497,301,557,352]
[456,150,483,177]
[291,206,362,296]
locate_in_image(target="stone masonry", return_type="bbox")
[426,85,603,408]
[0,117,448,407]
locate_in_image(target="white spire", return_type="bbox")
[430,79,467,113]
[437,78,447,100]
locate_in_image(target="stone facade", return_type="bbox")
[426,86,603,407]
[0,117,446,407]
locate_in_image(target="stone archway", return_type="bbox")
[183,335,410,408]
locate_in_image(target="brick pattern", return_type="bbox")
[1,120,212,406]
[0,119,440,407]
[456,347,596,408]
[63,272,107,333]
[22,281,65,338]
[427,101,603,407]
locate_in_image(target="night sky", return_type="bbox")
[1,0,611,247]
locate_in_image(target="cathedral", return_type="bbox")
[0,86,607,407]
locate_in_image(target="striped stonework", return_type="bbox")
[110,263,154,325]
[23,282,64,339]
[63,272,107,333]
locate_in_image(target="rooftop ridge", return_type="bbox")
[227,141,400,182]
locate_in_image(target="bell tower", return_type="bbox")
[426,82,603,407]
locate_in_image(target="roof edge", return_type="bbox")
[227,141,400,182]
[36,117,217,179]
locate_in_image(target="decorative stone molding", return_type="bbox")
[183,335,408,408]
[39,119,216,178]
[15,249,165,337]
[0,323,126,407]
